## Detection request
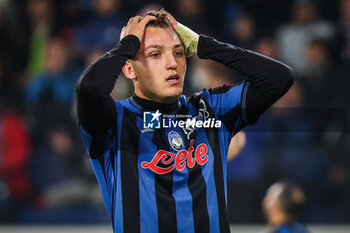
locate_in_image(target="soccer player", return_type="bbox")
[76,10,294,233]
[263,181,309,233]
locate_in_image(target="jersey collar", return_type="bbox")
[130,95,180,114]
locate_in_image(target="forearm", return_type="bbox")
[75,35,140,136]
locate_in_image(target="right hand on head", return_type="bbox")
[166,13,199,57]
[120,15,157,42]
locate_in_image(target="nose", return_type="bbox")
[165,52,177,70]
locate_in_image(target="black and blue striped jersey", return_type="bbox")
[76,34,294,233]
[79,83,247,233]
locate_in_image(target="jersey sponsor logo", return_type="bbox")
[143,110,161,129]
[168,131,183,151]
[141,140,208,174]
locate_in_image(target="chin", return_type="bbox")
[171,90,183,98]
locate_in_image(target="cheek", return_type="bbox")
[178,58,187,75]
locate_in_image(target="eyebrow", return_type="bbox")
[145,44,185,51]
[174,44,185,49]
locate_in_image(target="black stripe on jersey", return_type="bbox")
[120,108,140,233]
[202,98,231,233]
[97,155,108,193]
[218,105,241,134]
[178,107,210,233]
[207,84,233,94]
[89,137,106,159]
[207,82,245,95]
[152,129,177,233]
[188,161,210,233]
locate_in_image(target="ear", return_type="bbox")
[122,60,137,80]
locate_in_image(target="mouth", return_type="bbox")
[166,74,180,84]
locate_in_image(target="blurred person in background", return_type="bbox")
[186,56,233,94]
[30,126,86,207]
[335,0,350,66]
[172,0,217,35]
[276,0,334,76]
[260,83,331,221]
[76,0,126,53]
[25,124,107,224]
[26,0,55,78]
[0,96,32,223]
[0,0,28,103]
[263,180,309,233]
[255,37,280,60]
[301,38,338,107]
[25,36,81,146]
[228,12,256,49]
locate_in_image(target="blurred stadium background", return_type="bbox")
[0,0,349,232]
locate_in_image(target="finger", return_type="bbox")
[166,13,176,23]
[133,15,142,23]
[120,26,126,40]
[127,17,134,25]
[166,13,177,30]
[139,15,157,25]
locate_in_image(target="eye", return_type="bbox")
[150,52,160,58]
[174,50,184,57]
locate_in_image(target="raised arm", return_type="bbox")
[75,15,156,136]
[197,35,295,124]
[167,13,294,124]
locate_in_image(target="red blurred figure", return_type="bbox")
[0,102,31,201]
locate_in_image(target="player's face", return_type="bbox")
[131,26,186,103]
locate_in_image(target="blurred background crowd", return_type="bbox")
[0,0,349,225]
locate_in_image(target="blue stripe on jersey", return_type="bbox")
[89,155,112,213]
[203,83,244,116]
[164,126,195,233]
[218,124,231,205]
[79,127,113,215]
[198,131,220,233]
[138,122,159,233]
[114,102,124,233]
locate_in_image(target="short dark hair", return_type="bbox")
[278,181,306,218]
[144,9,172,29]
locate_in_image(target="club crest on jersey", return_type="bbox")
[143,110,161,129]
[141,140,209,174]
[168,131,183,151]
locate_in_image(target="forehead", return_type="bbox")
[141,27,183,49]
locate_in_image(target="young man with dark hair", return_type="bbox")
[76,9,294,233]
